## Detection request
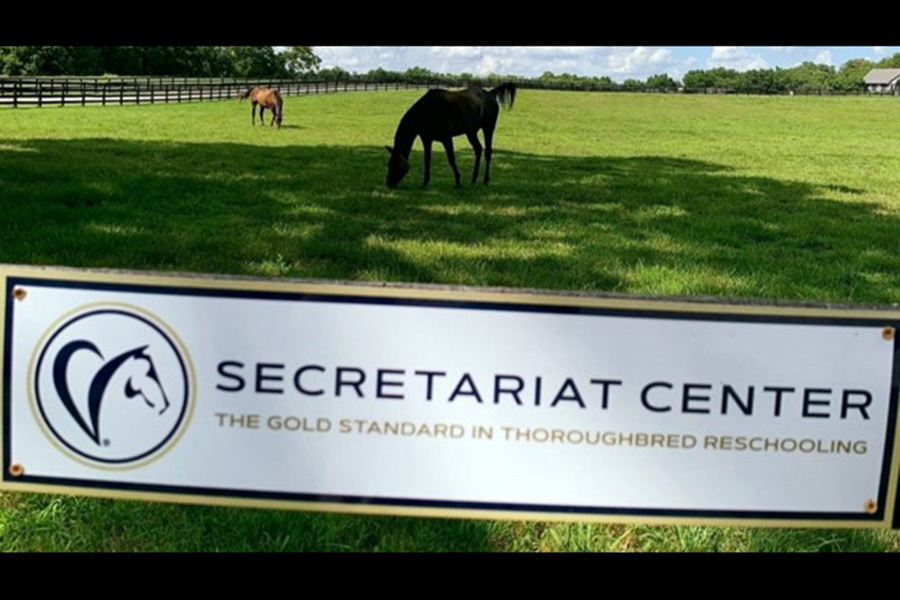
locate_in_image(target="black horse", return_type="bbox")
[386,83,516,188]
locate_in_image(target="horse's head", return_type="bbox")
[119,347,171,416]
[385,146,410,188]
[238,87,253,102]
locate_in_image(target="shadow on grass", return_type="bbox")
[2,138,899,302]
[3,138,900,551]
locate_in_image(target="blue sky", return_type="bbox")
[313,47,898,82]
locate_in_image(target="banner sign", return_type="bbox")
[2,265,899,528]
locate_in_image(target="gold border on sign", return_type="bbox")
[1,263,898,529]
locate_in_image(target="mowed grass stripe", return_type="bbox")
[1,91,900,551]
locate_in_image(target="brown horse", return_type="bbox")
[238,86,284,129]
[386,83,516,188]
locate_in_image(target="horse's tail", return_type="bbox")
[489,83,516,110]
[276,91,284,126]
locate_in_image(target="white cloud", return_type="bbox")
[874,46,887,54]
[474,55,499,76]
[814,50,833,66]
[314,46,685,82]
[707,46,768,71]
[607,47,675,74]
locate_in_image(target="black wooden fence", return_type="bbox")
[0,77,446,108]
[0,76,896,108]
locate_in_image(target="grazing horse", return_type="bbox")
[238,86,284,129]
[386,83,516,188]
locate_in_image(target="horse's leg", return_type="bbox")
[483,125,495,185]
[422,138,432,188]
[260,106,266,126]
[251,103,256,126]
[466,131,482,184]
[442,139,461,187]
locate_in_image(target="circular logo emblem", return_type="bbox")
[32,306,192,467]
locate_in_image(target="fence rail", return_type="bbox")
[0,78,448,108]
[0,76,897,108]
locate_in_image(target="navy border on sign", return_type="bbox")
[3,268,899,528]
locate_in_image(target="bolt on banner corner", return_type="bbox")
[2,264,900,528]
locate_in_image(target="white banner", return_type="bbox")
[2,267,899,527]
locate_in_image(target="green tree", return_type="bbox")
[783,61,835,92]
[222,46,287,78]
[366,68,404,83]
[739,68,788,94]
[0,46,81,75]
[834,58,874,91]
[683,68,741,91]
[317,66,351,81]
[282,46,321,76]
[645,73,679,90]
[876,52,900,68]
[404,66,435,83]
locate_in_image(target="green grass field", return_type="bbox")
[2,90,900,551]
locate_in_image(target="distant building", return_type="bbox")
[863,69,900,94]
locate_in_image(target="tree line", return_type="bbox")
[0,47,320,78]
[2,47,898,94]
[682,55,900,93]
[296,54,900,93]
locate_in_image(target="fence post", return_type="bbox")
[13,80,18,108]
[81,80,86,106]
[102,83,107,106]
[38,80,43,108]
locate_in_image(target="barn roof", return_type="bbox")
[864,69,900,84]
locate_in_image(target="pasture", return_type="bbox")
[2,90,900,551]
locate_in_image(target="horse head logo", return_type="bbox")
[52,340,171,446]
[33,307,191,467]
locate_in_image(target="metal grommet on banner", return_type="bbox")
[864,499,878,514]
[9,463,24,477]
[883,326,895,341]
[13,287,26,301]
